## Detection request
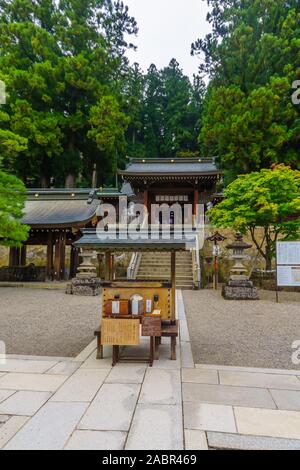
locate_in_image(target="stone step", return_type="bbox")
[138,269,192,274]
[135,252,194,286]
[138,275,193,280]
[139,262,192,267]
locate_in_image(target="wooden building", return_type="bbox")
[7,188,122,281]
[118,157,221,224]
[3,158,221,284]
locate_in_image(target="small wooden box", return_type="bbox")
[104,300,129,316]
[142,316,162,337]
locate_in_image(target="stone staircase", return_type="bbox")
[136,251,195,290]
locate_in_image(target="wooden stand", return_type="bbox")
[94,320,179,365]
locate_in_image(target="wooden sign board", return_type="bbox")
[142,317,161,337]
[101,318,140,346]
[276,241,300,287]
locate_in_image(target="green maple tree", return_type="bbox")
[208,165,300,270]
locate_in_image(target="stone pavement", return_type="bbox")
[0,291,299,450]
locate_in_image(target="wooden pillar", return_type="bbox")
[53,231,66,281]
[193,188,199,226]
[15,248,21,266]
[46,232,54,280]
[9,248,15,267]
[111,254,115,280]
[60,232,66,280]
[20,246,27,266]
[105,251,111,281]
[144,188,149,224]
[69,246,79,279]
[171,250,176,322]
[9,247,21,267]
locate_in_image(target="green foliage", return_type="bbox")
[88,95,130,173]
[122,60,205,159]
[194,0,300,181]
[0,169,29,246]
[0,0,137,186]
[209,165,300,268]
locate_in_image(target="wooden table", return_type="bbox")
[95,319,179,365]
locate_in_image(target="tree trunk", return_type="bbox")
[264,245,273,271]
[40,176,50,188]
[65,173,76,188]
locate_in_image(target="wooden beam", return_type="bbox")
[143,188,149,224]
[46,232,54,280]
[171,250,176,322]
[9,248,15,268]
[9,247,21,267]
[20,246,27,266]
[193,188,199,227]
[53,231,66,281]
[69,246,79,279]
[105,251,111,281]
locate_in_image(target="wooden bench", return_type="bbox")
[94,320,179,362]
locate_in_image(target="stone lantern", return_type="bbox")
[222,233,259,300]
[66,249,101,296]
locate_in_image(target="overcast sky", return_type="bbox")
[125,0,211,79]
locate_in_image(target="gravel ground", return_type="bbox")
[0,288,100,357]
[183,289,300,370]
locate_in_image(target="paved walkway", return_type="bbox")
[0,292,300,450]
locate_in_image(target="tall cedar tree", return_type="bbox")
[0,0,137,187]
[123,60,205,159]
[192,0,300,182]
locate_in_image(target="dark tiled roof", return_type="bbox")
[119,158,220,178]
[22,198,99,228]
[22,188,126,228]
[22,188,99,228]
[74,229,196,252]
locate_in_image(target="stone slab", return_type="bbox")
[51,369,110,402]
[0,391,51,416]
[7,354,73,362]
[181,342,194,369]
[5,402,88,450]
[65,430,126,450]
[80,351,113,370]
[139,369,181,405]
[0,389,15,404]
[184,430,208,450]
[183,383,276,409]
[152,344,181,370]
[0,415,10,424]
[182,369,219,385]
[219,370,300,390]
[126,404,183,450]
[74,339,97,362]
[179,319,190,343]
[0,416,29,449]
[105,364,146,384]
[207,431,300,450]
[78,383,140,431]
[0,359,57,374]
[195,364,300,376]
[0,373,68,392]
[235,407,300,440]
[270,389,300,411]
[47,362,81,376]
[184,403,236,433]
